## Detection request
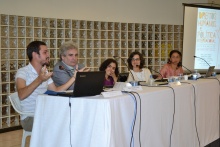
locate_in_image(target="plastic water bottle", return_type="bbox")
[148,75,155,86]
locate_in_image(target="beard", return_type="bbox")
[42,62,50,66]
[42,57,50,66]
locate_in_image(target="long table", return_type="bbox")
[30,77,220,147]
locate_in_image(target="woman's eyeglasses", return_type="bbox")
[132,58,140,61]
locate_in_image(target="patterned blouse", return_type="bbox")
[160,64,184,78]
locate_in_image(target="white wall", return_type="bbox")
[208,0,220,4]
[0,0,208,24]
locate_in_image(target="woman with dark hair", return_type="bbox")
[126,51,151,82]
[99,58,119,87]
[159,50,184,78]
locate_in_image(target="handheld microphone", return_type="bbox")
[113,56,135,81]
[193,55,211,67]
[181,65,192,74]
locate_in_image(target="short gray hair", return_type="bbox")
[59,40,78,60]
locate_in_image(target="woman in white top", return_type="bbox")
[126,51,151,82]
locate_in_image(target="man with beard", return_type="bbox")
[52,40,89,90]
[15,41,78,131]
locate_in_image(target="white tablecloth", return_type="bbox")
[30,78,220,147]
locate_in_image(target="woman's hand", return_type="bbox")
[110,72,118,83]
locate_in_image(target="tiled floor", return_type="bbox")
[0,129,30,147]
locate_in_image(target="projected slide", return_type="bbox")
[183,5,220,72]
[195,8,220,69]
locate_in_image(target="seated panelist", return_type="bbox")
[159,50,184,78]
[126,51,151,82]
[52,41,89,90]
[99,58,119,87]
[15,41,77,132]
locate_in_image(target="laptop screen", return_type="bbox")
[73,71,105,97]
[205,66,215,77]
[45,71,105,97]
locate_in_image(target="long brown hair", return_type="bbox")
[167,50,182,67]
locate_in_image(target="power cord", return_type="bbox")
[122,91,138,147]
[142,85,175,147]
[181,82,200,147]
[129,91,142,147]
[69,97,73,147]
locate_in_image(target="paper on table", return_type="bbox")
[101,91,123,98]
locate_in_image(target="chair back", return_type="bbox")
[9,92,34,116]
[117,72,129,82]
[9,92,23,114]
[9,92,33,147]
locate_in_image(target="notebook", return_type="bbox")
[55,71,105,97]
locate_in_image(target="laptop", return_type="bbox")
[203,66,215,77]
[53,71,105,97]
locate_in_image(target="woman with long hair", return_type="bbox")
[99,58,119,87]
[126,51,151,82]
[159,50,184,78]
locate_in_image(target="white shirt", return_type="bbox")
[15,63,53,120]
[126,68,152,82]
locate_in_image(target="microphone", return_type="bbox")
[59,65,74,77]
[145,66,167,82]
[113,56,135,81]
[194,55,211,67]
[181,65,192,74]
[113,56,128,67]
[59,65,75,72]
[138,54,166,82]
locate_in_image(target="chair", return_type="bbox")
[117,72,129,82]
[9,92,34,147]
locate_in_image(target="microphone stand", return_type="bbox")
[139,54,166,82]
[194,56,211,67]
[146,66,167,82]
[113,56,135,81]
[181,65,192,74]
[193,56,215,79]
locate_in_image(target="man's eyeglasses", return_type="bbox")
[132,58,140,61]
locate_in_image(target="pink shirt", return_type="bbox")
[160,64,184,78]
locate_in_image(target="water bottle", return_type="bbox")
[148,75,155,86]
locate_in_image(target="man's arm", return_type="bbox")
[49,66,89,91]
[16,66,53,100]
[52,69,74,90]
[52,63,89,90]
[16,77,42,100]
[48,75,76,92]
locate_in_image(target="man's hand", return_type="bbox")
[39,65,53,82]
[80,67,90,72]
